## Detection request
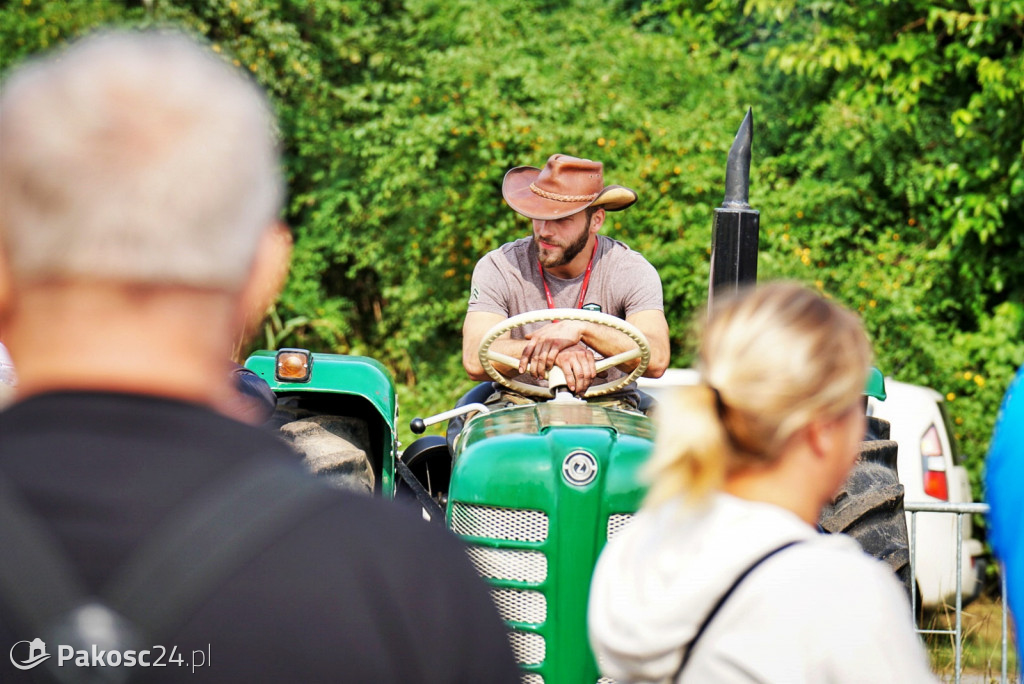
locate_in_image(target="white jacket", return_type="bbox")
[588,493,936,683]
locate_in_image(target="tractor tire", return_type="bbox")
[819,422,912,600]
[865,415,890,442]
[274,403,375,495]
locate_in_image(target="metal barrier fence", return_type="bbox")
[906,501,1018,684]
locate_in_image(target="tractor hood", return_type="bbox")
[457,401,654,453]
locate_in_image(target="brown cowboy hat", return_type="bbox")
[501,154,638,221]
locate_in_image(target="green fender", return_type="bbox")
[865,366,887,401]
[245,350,398,497]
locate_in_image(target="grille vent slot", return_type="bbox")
[606,513,635,541]
[450,503,549,542]
[466,546,547,583]
[508,630,545,665]
[491,588,547,624]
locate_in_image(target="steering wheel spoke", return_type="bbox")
[594,348,641,373]
[486,349,521,369]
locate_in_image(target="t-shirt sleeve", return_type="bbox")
[621,253,664,317]
[467,253,511,316]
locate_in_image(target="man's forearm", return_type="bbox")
[466,336,530,379]
[578,323,644,371]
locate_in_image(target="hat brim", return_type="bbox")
[501,166,637,221]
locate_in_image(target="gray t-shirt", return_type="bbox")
[467,235,662,388]
[468,235,662,321]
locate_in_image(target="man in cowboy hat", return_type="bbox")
[462,154,670,400]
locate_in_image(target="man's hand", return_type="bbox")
[551,343,598,394]
[519,321,587,376]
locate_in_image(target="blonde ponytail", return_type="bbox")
[643,384,729,506]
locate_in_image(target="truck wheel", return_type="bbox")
[274,404,375,495]
[819,424,912,600]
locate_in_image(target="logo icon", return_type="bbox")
[581,303,602,312]
[562,450,598,486]
[10,638,50,670]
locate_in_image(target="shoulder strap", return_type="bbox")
[0,457,336,677]
[0,474,90,635]
[673,540,802,681]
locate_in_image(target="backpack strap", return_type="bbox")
[0,457,338,682]
[673,540,802,681]
[0,474,90,635]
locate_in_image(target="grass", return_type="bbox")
[922,595,1019,682]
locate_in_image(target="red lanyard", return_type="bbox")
[538,237,597,309]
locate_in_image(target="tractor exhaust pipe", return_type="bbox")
[708,108,760,307]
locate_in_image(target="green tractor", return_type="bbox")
[246,110,910,683]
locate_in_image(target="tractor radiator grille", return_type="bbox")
[521,675,543,684]
[508,630,545,665]
[597,678,617,683]
[491,588,547,624]
[450,503,549,542]
[466,546,548,583]
[606,513,634,541]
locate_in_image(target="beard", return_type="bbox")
[556,227,592,266]
[537,216,593,268]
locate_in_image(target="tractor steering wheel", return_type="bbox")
[478,308,650,399]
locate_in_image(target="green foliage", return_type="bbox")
[2,0,1021,497]
[632,0,1023,499]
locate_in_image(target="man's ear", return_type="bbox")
[588,207,606,235]
[236,222,293,343]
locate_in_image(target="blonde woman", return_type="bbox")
[588,282,935,683]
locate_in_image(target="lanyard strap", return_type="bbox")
[538,237,597,310]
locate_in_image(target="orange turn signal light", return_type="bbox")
[275,348,312,383]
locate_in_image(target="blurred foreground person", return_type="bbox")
[588,282,935,683]
[985,363,1024,651]
[0,30,518,683]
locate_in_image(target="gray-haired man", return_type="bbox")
[0,30,517,683]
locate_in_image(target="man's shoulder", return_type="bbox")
[595,236,662,294]
[471,237,536,291]
[0,390,292,454]
[598,235,653,263]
